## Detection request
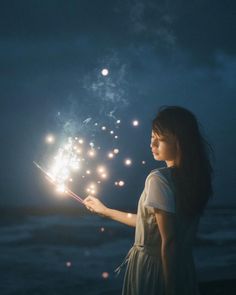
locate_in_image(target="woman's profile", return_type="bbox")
[84,105,214,295]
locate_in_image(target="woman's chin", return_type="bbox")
[153,154,161,161]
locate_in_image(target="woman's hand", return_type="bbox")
[83,196,108,216]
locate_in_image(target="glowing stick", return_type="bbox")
[33,161,84,204]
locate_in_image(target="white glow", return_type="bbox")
[88,149,96,157]
[97,166,105,173]
[56,184,66,193]
[132,120,139,126]
[118,180,125,187]
[101,68,109,76]
[113,148,119,154]
[101,173,107,179]
[108,152,114,159]
[45,134,55,144]
[124,158,132,166]
[101,126,106,131]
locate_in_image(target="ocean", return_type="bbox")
[0,207,235,295]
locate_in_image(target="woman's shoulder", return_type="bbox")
[146,166,171,181]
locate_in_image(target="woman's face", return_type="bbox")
[150,131,178,164]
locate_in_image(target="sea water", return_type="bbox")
[0,207,235,295]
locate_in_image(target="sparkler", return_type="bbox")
[33,161,84,204]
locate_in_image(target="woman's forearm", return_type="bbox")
[103,207,137,227]
[161,241,177,295]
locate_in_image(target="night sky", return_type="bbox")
[1,0,236,208]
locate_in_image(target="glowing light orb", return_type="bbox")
[97,166,105,173]
[101,126,106,131]
[113,148,119,154]
[66,261,72,267]
[101,173,107,179]
[110,130,114,134]
[100,227,105,232]
[108,152,114,159]
[118,180,125,187]
[124,158,132,166]
[88,149,96,157]
[76,148,82,154]
[132,120,139,126]
[86,170,91,175]
[102,272,109,279]
[101,68,109,76]
[45,134,55,144]
[78,139,84,144]
[114,135,118,139]
[86,183,97,195]
[142,160,146,164]
[116,120,121,124]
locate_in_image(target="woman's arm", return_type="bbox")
[155,209,177,295]
[83,196,137,227]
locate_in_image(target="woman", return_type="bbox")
[84,106,214,295]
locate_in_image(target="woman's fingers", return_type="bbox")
[83,196,97,212]
[83,195,96,204]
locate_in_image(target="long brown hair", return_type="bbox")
[152,106,214,218]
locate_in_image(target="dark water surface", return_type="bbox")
[0,207,235,294]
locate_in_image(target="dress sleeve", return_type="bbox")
[144,173,175,213]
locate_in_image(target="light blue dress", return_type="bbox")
[116,167,200,295]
